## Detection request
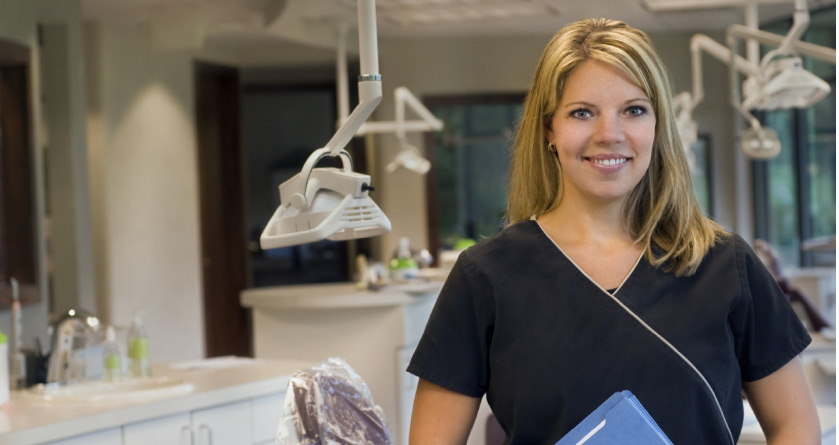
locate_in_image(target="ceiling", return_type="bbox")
[79,0,835,64]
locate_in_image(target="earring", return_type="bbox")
[548,143,557,152]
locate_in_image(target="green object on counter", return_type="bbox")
[104,354,121,371]
[390,257,418,270]
[454,238,476,250]
[129,338,149,360]
[0,329,6,344]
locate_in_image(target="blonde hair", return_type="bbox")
[507,18,726,276]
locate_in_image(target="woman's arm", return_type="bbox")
[409,378,481,444]
[743,357,820,445]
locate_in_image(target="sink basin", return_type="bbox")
[22,377,194,403]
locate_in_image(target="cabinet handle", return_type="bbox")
[199,423,213,445]
[180,425,195,445]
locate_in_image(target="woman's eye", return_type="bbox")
[570,109,592,119]
[627,105,648,116]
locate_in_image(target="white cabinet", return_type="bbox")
[48,427,122,445]
[251,392,285,444]
[123,397,278,445]
[123,412,191,444]
[193,400,252,444]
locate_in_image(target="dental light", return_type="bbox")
[260,0,391,250]
[741,56,831,110]
[671,0,835,160]
[727,0,835,159]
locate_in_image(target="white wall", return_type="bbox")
[84,21,299,363]
[85,23,206,362]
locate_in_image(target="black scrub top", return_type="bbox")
[407,220,810,444]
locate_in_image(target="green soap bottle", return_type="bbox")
[102,326,122,382]
[127,314,150,378]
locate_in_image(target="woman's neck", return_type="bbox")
[539,193,633,247]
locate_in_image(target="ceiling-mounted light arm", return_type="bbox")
[284,0,381,206]
[393,86,443,143]
[674,34,758,149]
[726,34,763,130]
[773,0,809,59]
[690,34,759,109]
[321,0,382,159]
[726,24,837,63]
[336,22,352,126]
[260,0,391,250]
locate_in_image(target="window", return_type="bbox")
[753,7,836,267]
[424,94,524,257]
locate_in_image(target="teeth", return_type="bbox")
[591,158,627,166]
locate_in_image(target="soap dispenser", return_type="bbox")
[127,314,150,378]
[0,329,8,404]
[102,326,122,382]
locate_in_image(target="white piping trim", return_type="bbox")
[533,218,642,296]
[534,220,735,445]
[577,419,606,444]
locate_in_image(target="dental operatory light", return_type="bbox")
[739,126,782,159]
[740,56,830,110]
[727,0,835,159]
[260,0,391,250]
[667,0,835,160]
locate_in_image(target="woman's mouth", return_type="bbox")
[585,156,630,168]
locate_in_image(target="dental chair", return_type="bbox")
[276,357,393,444]
[753,239,831,332]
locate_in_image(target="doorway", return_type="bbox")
[0,37,39,307]
[194,61,251,357]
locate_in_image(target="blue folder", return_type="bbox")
[556,391,672,445]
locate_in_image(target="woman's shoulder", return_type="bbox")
[705,232,754,261]
[460,220,547,267]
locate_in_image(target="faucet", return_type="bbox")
[47,309,101,383]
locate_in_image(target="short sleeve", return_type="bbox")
[730,236,812,382]
[406,251,495,398]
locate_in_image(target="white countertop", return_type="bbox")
[0,358,312,445]
[241,281,442,310]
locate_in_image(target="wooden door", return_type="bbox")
[0,38,38,307]
[194,62,251,357]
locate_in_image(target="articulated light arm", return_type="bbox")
[690,34,758,108]
[283,0,382,208]
[323,0,382,157]
[726,25,836,64]
[259,0,391,249]
[675,34,757,148]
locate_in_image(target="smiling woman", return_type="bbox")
[407,18,819,445]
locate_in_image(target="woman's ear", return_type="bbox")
[543,116,555,143]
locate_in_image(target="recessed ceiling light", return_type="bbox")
[641,0,790,12]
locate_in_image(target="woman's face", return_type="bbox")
[545,58,656,206]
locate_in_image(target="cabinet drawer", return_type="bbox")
[193,400,252,444]
[123,412,191,445]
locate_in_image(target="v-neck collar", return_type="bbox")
[531,218,644,297]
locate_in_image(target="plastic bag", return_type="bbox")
[276,357,393,445]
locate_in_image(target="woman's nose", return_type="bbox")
[593,115,626,145]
